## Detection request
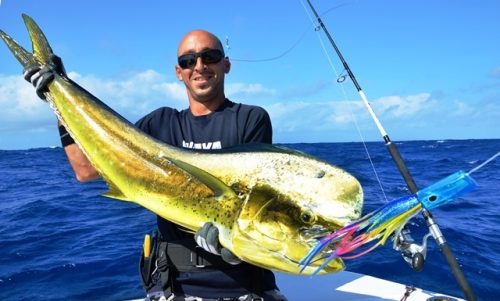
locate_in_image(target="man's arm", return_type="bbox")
[58,121,100,182]
[63,142,100,182]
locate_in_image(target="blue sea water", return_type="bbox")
[0,139,498,301]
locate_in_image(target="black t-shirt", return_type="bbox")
[135,99,277,297]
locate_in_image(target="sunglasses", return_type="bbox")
[177,49,224,69]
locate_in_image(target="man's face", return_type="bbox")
[175,31,230,104]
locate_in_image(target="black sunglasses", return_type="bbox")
[177,49,224,69]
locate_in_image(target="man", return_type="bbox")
[24,30,287,301]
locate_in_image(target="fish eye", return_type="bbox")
[300,209,316,225]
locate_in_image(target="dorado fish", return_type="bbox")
[0,14,363,275]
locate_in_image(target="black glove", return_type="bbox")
[194,222,242,265]
[23,54,66,100]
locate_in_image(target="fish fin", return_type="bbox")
[0,14,54,68]
[22,14,54,64]
[0,28,37,68]
[179,227,196,235]
[101,181,128,201]
[170,158,236,198]
[100,158,236,202]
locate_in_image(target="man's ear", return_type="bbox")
[224,57,231,74]
[175,65,183,80]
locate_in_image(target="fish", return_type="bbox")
[0,14,363,275]
[299,170,477,275]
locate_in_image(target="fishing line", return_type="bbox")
[468,151,500,175]
[299,0,390,203]
[302,1,478,300]
[227,26,309,63]
[227,3,347,63]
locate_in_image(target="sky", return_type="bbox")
[0,0,499,150]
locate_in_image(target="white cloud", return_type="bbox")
[0,70,189,131]
[61,70,186,120]
[0,74,53,127]
[0,71,283,133]
[226,82,276,98]
[265,99,366,135]
[266,101,309,119]
[263,93,452,140]
[451,100,476,117]
[374,93,433,118]
[152,82,186,101]
[266,101,311,131]
[328,100,365,124]
[1,69,496,148]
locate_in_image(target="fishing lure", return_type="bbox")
[299,170,477,275]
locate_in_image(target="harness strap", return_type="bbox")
[154,238,264,300]
[156,241,173,295]
[165,239,236,272]
[249,267,263,300]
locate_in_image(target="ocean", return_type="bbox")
[0,139,498,301]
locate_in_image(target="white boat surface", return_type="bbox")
[129,270,464,301]
[275,270,464,300]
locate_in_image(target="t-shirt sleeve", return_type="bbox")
[134,107,171,136]
[241,106,273,144]
[135,114,151,132]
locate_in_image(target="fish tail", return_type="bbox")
[0,29,37,68]
[22,14,54,64]
[0,14,54,69]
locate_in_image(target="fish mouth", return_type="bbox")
[296,225,347,274]
[297,239,344,274]
[301,225,332,239]
[301,226,340,252]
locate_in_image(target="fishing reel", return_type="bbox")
[394,227,432,272]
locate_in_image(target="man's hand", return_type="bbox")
[23,54,66,100]
[194,222,242,265]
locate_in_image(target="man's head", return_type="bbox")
[175,30,230,111]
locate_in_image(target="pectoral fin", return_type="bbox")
[170,158,236,199]
[100,158,236,202]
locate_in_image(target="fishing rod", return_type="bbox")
[304,1,477,300]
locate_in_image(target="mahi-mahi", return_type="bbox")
[0,14,363,275]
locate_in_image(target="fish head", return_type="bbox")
[230,161,363,275]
